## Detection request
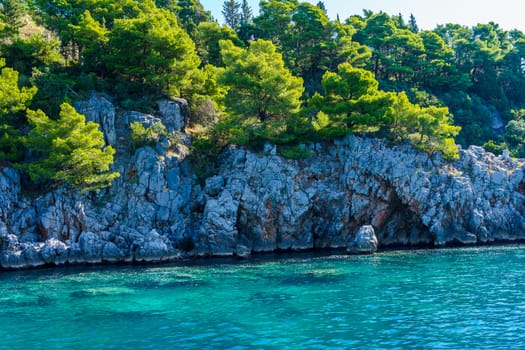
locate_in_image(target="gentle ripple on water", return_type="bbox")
[2,246,525,349]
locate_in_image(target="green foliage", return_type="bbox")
[189,133,222,182]
[30,68,76,117]
[196,21,242,67]
[1,35,64,76]
[239,0,252,25]
[385,93,461,159]
[130,121,168,149]
[130,120,187,154]
[20,103,119,192]
[222,0,241,30]
[70,10,108,74]
[219,39,303,122]
[0,59,36,161]
[6,0,525,178]
[105,2,201,98]
[0,0,26,37]
[33,0,141,60]
[217,38,305,147]
[504,119,525,157]
[174,0,211,38]
[483,140,507,155]
[314,62,461,159]
[278,145,311,159]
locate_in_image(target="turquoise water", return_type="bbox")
[2,247,525,349]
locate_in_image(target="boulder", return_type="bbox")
[124,111,162,127]
[157,98,189,132]
[102,242,125,262]
[347,225,379,254]
[134,230,172,262]
[40,238,69,264]
[78,231,104,263]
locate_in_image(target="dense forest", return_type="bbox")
[0,0,524,191]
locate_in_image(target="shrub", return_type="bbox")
[278,145,312,159]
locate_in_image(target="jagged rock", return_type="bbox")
[205,175,224,197]
[200,135,524,255]
[347,225,378,254]
[79,231,104,263]
[22,244,45,267]
[75,93,117,146]
[199,190,239,256]
[40,238,69,263]
[0,168,21,220]
[134,230,173,262]
[124,111,162,127]
[102,242,125,262]
[0,92,524,270]
[0,250,25,269]
[155,135,171,155]
[157,98,189,132]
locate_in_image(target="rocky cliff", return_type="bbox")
[0,96,523,269]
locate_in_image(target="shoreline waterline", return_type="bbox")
[3,240,525,273]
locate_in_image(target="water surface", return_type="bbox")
[2,247,525,349]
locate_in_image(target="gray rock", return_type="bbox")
[157,98,189,132]
[79,231,104,263]
[102,242,125,262]
[205,175,224,197]
[347,225,378,254]
[125,111,162,127]
[75,93,117,146]
[0,250,25,269]
[200,190,239,255]
[22,244,45,267]
[134,230,171,262]
[235,244,251,258]
[155,135,171,155]
[40,238,68,263]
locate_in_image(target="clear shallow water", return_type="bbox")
[2,247,525,349]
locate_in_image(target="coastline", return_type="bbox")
[3,240,525,272]
[0,96,523,271]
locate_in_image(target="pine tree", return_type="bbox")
[105,3,200,96]
[217,39,305,146]
[21,103,119,192]
[222,0,240,30]
[316,1,327,14]
[0,59,36,162]
[240,0,252,25]
[0,0,26,36]
[409,13,419,33]
[219,39,304,123]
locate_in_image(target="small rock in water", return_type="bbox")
[347,225,378,254]
[235,244,251,258]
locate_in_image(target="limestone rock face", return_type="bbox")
[74,93,117,146]
[0,93,523,269]
[199,136,524,254]
[157,98,189,132]
[347,225,378,254]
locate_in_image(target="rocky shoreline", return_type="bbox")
[0,95,523,270]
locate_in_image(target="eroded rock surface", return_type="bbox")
[0,96,523,269]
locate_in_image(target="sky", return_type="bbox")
[200,0,525,32]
